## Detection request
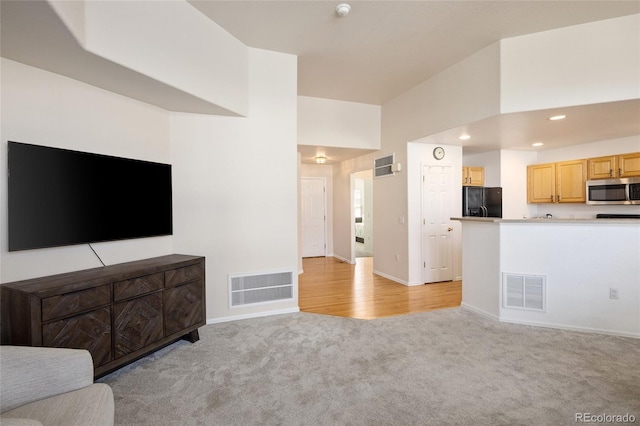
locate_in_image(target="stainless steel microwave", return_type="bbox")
[586,177,640,205]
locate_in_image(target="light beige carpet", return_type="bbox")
[99,308,640,425]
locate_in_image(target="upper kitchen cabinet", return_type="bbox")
[588,152,640,179]
[462,167,485,186]
[619,153,640,178]
[527,160,587,203]
[556,160,588,202]
[527,163,556,203]
[588,155,617,179]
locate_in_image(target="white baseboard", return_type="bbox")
[460,302,500,321]
[333,254,355,264]
[499,317,640,339]
[463,303,639,339]
[206,307,300,325]
[372,269,409,286]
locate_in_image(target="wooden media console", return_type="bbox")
[1,254,205,378]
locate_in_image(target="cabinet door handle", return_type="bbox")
[619,167,622,177]
[551,195,554,202]
[610,169,613,177]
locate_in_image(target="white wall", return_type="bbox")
[382,43,501,148]
[377,42,501,283]
[499,150,538,220]
[300,163,334,257]
[0,58,173,282]
[2,47,299,323]
[460,221,501,319]
[51,0,249,116]
[535,134,640,163]
[171,48,298,321]
[461,220,640,337]
[297,96,381,150]
[500,222,640,337]
[501,14,640,113]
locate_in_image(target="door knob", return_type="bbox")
[447,227,453,232]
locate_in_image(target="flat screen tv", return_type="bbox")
[8,141,173,252]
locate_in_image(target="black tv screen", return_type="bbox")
[8,141,173,252]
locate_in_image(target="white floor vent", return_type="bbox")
[229,270,294,307]
[502,273,546,312]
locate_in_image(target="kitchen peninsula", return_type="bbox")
[454,217,640,338]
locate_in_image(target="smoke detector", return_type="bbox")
[336,3,351,17]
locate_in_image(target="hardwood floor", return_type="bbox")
[299,257,461,320]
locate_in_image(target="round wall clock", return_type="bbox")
[433,146,445,160]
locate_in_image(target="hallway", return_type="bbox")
[299,257,461,320]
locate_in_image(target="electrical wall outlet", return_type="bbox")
[610,288,619,299]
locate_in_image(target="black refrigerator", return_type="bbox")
[462,186,502,218]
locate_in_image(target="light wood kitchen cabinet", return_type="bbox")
[588,155,617,179]
[556,159,587,202]
[527,160,587,203]
[619,152,640,178]
[527,163,556,203]
[462,166,484,186]
[588,152,640,179]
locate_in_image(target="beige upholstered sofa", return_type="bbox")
[0,346,114,426]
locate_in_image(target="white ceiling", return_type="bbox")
[2,1,639,163]
[190,1,640,163]
[189,1,640,106]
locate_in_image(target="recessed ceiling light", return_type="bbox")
[459,134,471,140]
[549,115,566,121]
[315,156,327,164]
[532,142,544,147]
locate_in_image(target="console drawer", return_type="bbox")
[42,284,111,321]
[114,272,163,301]
[165,264,202,288]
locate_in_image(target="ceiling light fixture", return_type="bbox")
[532,142,544,147]
[459,134,471,140]
[549,115,566,121]
[336,3,351,17]
[315,156,327,164]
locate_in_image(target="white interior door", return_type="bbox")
[422,165,453,283]
[301,177,326,257]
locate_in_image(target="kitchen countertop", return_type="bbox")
[451,216,640,224]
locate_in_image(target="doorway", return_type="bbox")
[353,170,373,258]
[422,164,453,283]
[301,177,327,257]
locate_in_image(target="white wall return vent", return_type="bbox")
[502,273,546,312]
[229,270,294,308]
[374,153,395,178]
